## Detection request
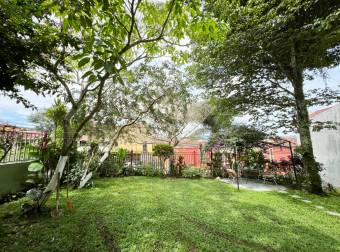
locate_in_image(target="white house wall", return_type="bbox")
[310,104,340,188]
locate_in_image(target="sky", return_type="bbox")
[0,66,339,129]
[0,90,54,128]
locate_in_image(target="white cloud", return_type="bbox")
[0,90,55,127]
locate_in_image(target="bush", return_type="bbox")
[98,158,122,177]
[65,163,86,187]
[211,152,222,177]
[152,144,174,158]
[242,149,265,171]
[174,156,186,177]
[97,149,128,177]
[182,167,201,179]
[142,164,156,176]
[153,144,174,174]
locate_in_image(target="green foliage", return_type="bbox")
[205,124,266,151]
[116,148,128,172]
[98,150,128,177]
[142,164,158,177]
[65,162,92,188]
[211,152,223,177]
[28,111,54,131]
[27,162,43,173]
[45,99,67,127]
[97,162,120,178]
[243,149,265,169]
[0,0,64,107]
[194,0,340,132]
[182,167,201,179]
[193,0,339,193]
[153,144,174,160]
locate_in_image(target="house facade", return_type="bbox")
[262,137,297,163]
[309,104,340,188]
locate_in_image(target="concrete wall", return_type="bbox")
[310,104,340,188]
[0,161,32,195]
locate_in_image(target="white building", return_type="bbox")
[309,104,340,188]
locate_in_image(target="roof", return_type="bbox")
[175,138,207,148]
[309,106,335,119]
[280,136,297,145]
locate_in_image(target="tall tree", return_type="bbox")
[34,0,204,205]
[76,62,191,187]
[193,0,340,194]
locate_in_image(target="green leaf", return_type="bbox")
[82,70,93,79]
[93,58,104,70]
[104,62,114,73]
[28,162,43,172]
[117,75,125,85]
[78,57,90,68]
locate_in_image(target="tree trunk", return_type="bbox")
[61,118,73,156]
[291,72,323,194]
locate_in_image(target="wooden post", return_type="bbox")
[235,146,240,191]
[130,150,133,167]
[56,172,60,212]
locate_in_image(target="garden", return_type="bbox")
[1,0,340,251]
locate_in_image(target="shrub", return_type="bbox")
[65,163,86,187]
[242,149,265,171]
[142,164,156,176]
[97,149,128,177]
[211,152,222,177]
[153,144,174,173]
[175,156,186,177]
[153,144,174,158]
[98,158,122,177]
[116,148,128,171]
[182,167,201,179]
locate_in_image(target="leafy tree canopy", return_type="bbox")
[193,0,340,132]
[205,124,266,150]
[0,0,77,107]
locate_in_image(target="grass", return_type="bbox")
[0,177,340,252]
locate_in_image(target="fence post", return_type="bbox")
[130,150,133,167]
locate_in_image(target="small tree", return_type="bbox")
[153,144,174,174]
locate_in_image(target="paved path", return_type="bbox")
[217,177,340,217]
[217,177,288,192]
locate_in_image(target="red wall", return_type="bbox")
[264,146,293,162]
[175,147,202,167]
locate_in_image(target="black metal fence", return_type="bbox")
[0,129,45,163]
[104,151,208,170]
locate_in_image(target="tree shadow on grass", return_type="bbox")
[1,178,339,252]
[80,185,340,252]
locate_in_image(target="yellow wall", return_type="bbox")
[112,142,157,153]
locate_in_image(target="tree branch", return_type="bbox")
[105,94,166,152]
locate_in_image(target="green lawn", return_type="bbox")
[1,177,340,252]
